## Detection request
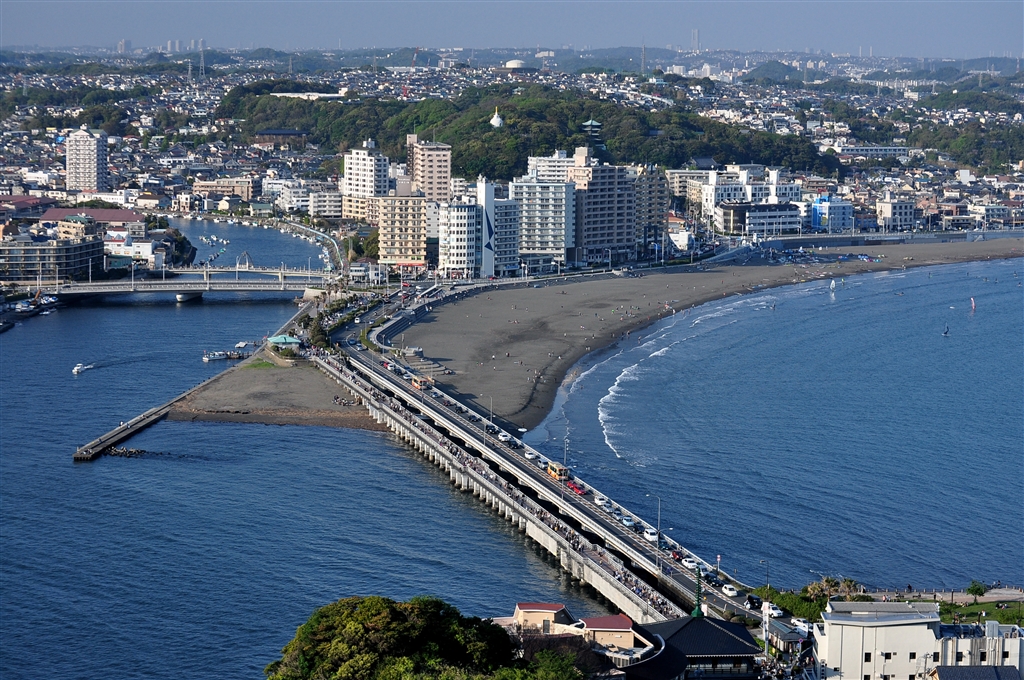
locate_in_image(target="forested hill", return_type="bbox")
[215,81,843,180]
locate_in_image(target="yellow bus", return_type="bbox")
[411,375,435,390]
[546,461,569,483]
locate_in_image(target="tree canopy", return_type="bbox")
[266,595,528,680]
[215,82,844,180]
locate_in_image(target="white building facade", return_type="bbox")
[510,173,576,271]
[65,127,109,192]
[814,602,1023,680]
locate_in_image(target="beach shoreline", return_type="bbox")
[161,239,1021,432]
[402,239,1023,432]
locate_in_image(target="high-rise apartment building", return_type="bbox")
[438,199,481,279]
[630,164,670,259]
[567,148,634,266]
[341,139,390,221]
[373,193,430,269]
[527,150,576,183]
[476,181,519,278]
[406,134,451,203]
[65,127,109,192]
[510,172,575,271]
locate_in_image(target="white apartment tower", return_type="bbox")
[477,180,519,278]
[342,139,390,221]
[65,127,109,192]
[510,172,575,270]
[406,134,451,203]
[438,199,481,279]
[527,150,576,183]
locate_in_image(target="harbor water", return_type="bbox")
[529,258,1024,592]
[0,220,608,680]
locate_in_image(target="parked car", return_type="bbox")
[722,584,739,597]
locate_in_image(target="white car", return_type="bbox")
[594,495,608,507]
[766,603,784,618]
[497,432,512,442]
[791,618,810,633]
[722,584,739,597]
[621,516,635,528]
[681,557,698,570]
[643,527,659,543]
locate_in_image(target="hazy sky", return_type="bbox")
[2,0,1022,59]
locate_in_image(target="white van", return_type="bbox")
[643,527,659,543]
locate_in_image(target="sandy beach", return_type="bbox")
[167,355,388,431]
[402,239,1023,431]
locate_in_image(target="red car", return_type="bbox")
[566,481,586,496]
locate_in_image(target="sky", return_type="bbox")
[2,0,1022,59]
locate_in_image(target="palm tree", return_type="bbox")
[821,576,840,599]
[806,581,825,600]
[839,578,860,601]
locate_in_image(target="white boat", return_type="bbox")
[234,341,248,349]
[202,351,228,362]
[72,363,94,374]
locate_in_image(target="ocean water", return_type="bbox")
[529,258,1024,592]
[0,223,608,680]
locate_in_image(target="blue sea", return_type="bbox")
[528,258,1024,593]
[0,221,607,680]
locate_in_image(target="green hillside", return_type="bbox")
[216,81,843,179]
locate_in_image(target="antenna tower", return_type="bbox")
[199,48,205,80]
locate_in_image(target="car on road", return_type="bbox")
[594,495,608,506]
[485,424,499,434]
[766,603,784,618]
[467,414,481,422]
[791,618,810,634]
[524,451,538,460]
[600,502,615,514]
[567,481,586,495]
[706,574,724,587]
[681,557,698,570]
[745,594,763,610]
[642,527,659,543]
[497,432,512,442]
[620,516,635,528]
[722,584,739,597]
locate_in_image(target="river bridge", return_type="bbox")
[43,258,335,300]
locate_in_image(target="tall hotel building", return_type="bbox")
[406,134,451,203]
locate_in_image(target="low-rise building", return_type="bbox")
[814,602,1024,680]
[0,234,104,282]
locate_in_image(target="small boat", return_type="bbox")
[72,363,95,374]
[235,341,248,349]
[829,279,836,291]
[942,325,949,337]
[202,351,228,362]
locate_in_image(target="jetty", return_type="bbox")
[73,376,217,461]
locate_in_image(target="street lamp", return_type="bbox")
[646,493,662,542]
[760,559,770,590]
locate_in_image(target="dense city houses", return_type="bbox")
[2,46,1023,283]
